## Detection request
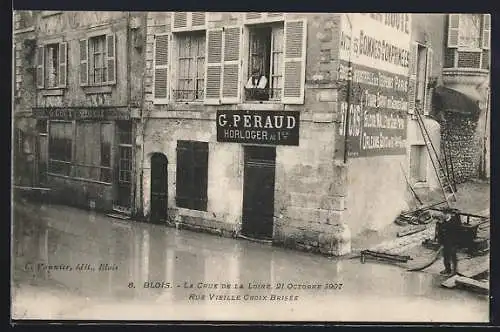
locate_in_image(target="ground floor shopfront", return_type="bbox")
[138,109,351,255]
[30,107,137,214]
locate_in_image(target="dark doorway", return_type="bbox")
[241,146,276,240]
[150,153,168,223]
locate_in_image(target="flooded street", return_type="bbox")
[12,201,488,322]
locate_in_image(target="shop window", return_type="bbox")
[245,24,284,101]
[410,145,427,184]
[118,146,132,184]
[73,122,113,183]
[117,121,133,185]
[117,121,132,144]
[80,34,116,86]
[48,121,72,176]
[36,119,48,135]
[174,32,206,101]
[176,140,208,211]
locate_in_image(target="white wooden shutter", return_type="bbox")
[79,39,88,86]
[106,34,116,84]
[221,27,242,104]
[36,46,44,89]
[191,12,206,30]
[407,42,418,115]
[172,12,189,31]
[245,12,263,21]
[282,19,307,104]
[424,48,433,115]
[244,12,283,23]
[58,42,67,88]
[482,14,491,49]
[153,33,170,104]
[447,14,460,48]
[204,28,223,105]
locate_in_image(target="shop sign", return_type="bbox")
[32,107,130,120]
[216,110,300,146]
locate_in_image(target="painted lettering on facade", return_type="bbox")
[216,110,300,146]
[338,13,410,157]
[32,108,130,120]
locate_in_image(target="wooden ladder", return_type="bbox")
[414,107,457,206]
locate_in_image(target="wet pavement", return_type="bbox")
[11,201,489,322]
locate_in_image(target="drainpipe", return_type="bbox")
[343,13,354,164]
[482,85,489,179]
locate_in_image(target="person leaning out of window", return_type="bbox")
[245,67,268,101]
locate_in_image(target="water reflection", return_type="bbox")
[12,201,489,321]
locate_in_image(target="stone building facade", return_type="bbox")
[13,11,148,214]
[13,11,489,254]
[136,12,451,253]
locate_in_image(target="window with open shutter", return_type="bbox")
[424,48,433,115]
[447,14,460,48]
[282,19,306,104]
[482,14,491,49]
[407,42,418,115]
[36,46,44,89]
[79,39,88,86]
[221,27,242,104]
[176,140,208,211]
[204,28,223,105]
[106,34,116,84]
[58,42,67,87]
[153,33,170,104]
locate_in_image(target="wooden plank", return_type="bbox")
[441,274,459,288]
[455,276,489,294]
[397,225,427,237]
[459,260,489,278]
[14,186,52,191]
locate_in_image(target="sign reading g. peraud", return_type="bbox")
[338,13,411,157]
[217,110,300,146]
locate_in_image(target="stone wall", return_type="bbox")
[438,111,480,183]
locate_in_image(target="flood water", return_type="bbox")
[11,200,489,322]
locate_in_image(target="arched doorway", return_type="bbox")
[150,153,168,223]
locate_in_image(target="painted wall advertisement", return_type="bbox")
[338,13,411,157]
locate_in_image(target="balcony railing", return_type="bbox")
[173,89,204,102]
[244,87,281,102]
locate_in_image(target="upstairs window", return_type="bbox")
[35,42,67,89]
[174,32,206,101]
[445,14,490,70]
[15,11,35,30]
[408,42,432,115]
[46,44,59,88]
[90,36,107,84]
[457,14,482,49]
[245,24,284,102]
[79,34,116,86]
